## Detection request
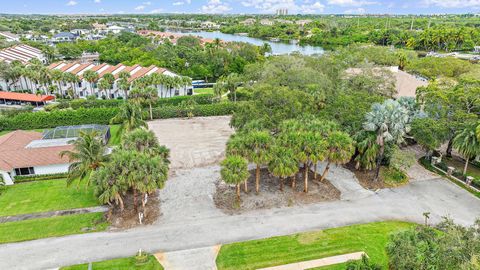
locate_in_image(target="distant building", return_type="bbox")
[260,19,274,26]
[0,32,20,42]
[200,21,220,29]
[276,8,288,15]
[106,25,126,34]
[52,32,78,43]
[240,18,256,26]
[79,52,100,63]
[296,19,313,26]
[70,29,91,36]
[0,44,46,64]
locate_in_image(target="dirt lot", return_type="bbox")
[148,116,234,170]
[214,168,340,214]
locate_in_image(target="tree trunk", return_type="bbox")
[236,184,241,202]
[304,162,309,193]
[320,161,331,182]
[291,175,296,189]
[463,157,469,175]
[244,179,248,193]
[255,164,260,194]
[280,177,284,191]
[142,193,148,218]
[149,103,153,120]
[374,144,385,182]
[314,162,317,179]
[446,138,454,158]
[117,195,124,212]
[133,189,138,212]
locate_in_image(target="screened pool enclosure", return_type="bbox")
[41,124,110,144]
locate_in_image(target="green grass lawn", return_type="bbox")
[0,180,99,217]
[0,212,107,244]
[61,255,163,270]
[193,87,213,95]
[216,221,415,270]
[445,157,480,179]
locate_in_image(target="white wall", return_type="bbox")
[33,163,71,175]
[0,171,13,185]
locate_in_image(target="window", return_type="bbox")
[175,90,180,96]
[14,167,35,176]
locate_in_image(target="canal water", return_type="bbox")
[168,30,324,56]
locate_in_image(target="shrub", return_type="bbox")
[381,167,408,187]
[14,173,68,183]
[156,94,214,106]
[152,102,238,119]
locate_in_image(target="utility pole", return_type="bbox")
[410,16,414,31]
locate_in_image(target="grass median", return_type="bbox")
[61,255,163,270]
[0,212,107,244]
[216,221,415,270]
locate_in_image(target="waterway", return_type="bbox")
[168,30,324,56]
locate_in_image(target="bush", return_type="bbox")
[156,94,214,106]
[0,102,238,131]
[227,88,253,102]
[381,167,408,187]
[0,107,119,131]
[14,173,68,183]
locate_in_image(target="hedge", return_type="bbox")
[14,173,68,183]
[47,94,215,111]
[0,102,239,131]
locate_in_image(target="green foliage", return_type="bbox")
[406,57,473,79]
[13,173,68,183]
[387,218,480,270]
[381,167,409,187]
[389,147,416,172]
[346,255,382,270]
[61,254,163,270]
[411,117,449,156]
[152,102,238,119]
[220,155,249,186]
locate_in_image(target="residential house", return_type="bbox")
[52,32,78,43]
[200,21,220,29]
[241,18,257,26]
[260,19,274,26]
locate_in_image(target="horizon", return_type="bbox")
[3,0,480,16]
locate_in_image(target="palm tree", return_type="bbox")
[103,73,115,99]
[221,155,249,201]
[319,131,355,182]
[122,128,169,162]
[217,73,241,102]
[453,125,480,175]
[354,131,380,170]
[476,123,480,141]
[363,99,410,181]
[97,78,110,99]
[60,131,108,187]
[110,102,147,132]
[129,87,158,120]
[83,70,99,97]
[50,69,65,97]
[268,145,299,192]
[245,131,272,194]
[117,71,131,99]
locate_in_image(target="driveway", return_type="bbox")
[1,174,480,270]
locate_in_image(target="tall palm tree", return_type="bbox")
[268,144,299,192]
[50,69,65,97]
[221,155,249,201]
[129,87,158,120]
[117,71,131,99]
[363,99,411,181]
[103,73,115,99]
[453,125,480,175]
[83,70,99,97]
[97,78,111,99]
[110,102,147,132]
[60,131,108,187]
[319,131,355,182]
[122,128,169,162]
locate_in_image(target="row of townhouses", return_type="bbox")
[0,61,193,100]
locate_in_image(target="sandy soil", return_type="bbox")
[108,191,161,230]
[214,168,340,214]
[148,116,234,170]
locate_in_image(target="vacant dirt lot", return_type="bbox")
[148,116,234,170]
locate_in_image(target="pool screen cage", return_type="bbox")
[41,124,111,144]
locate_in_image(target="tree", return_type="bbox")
[97,78,111,99]
[103,73,115,98]
[411,117,449,159]
[129,87,158,120]
[117,71,131,99]
[354,131,379,170]
[268,144,299,191]
[111,102,147,132]
[346,255,382,270]
[83,70,99,97]
[453,125,480,175]
[122,128,169,163]
[217,73,242,102]
[363,99,411,181]
[60,131,108,187]
[221,155,249,201]
[319,131,355,182]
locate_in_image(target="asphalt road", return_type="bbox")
[1,177,480,270]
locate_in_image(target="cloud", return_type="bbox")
[422,0,480,8]
[94,0,101,3]
[66,0,78,6]
[201,0,232,13]
[150,8,164,13]
[327,0,377,7]
[344,7,366,13]
[135,5,146,10]
[241,0,324,13]
[173,1,185,5]
[143,1,152,5]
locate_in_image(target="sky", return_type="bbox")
[3,0,480,15]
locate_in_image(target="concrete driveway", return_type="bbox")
[1,173,480,270]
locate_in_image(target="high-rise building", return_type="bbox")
[276,8,288,16]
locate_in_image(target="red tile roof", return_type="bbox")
[0,131,73,171]
[0,91,55,103]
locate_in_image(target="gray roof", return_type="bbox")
[54,32,77,39]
